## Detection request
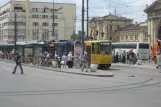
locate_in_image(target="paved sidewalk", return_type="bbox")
[112,63,157,70]
[0,59,114,77]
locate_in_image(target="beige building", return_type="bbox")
[89,14,133,42]
[118,22,148,42]
[0,0,76,43]
[144,0,161,46]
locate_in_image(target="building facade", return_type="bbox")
[89,14,133,42]
[144,0,161,46]
[0,0,76,43]
[118,22,148,43]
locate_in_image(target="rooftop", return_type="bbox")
[90,13,133,22]
[119,24,140,31]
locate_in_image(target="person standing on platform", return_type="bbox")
[62,53,67,69]
[67,52,73,68]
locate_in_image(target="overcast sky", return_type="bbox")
[0,0,156,32]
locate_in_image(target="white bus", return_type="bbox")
[112,42,150,60]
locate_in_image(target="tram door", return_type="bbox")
[86,46,91,65]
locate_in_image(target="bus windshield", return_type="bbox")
[139,43,149,49]
[100,43,112,55]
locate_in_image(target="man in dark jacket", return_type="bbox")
[81,52,89,72]
[12,53,23,74]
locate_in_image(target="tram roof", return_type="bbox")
[112,42,149,44]
[85,40,112,43]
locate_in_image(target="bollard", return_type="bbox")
[157,55,161,73]
[90,64,97,72]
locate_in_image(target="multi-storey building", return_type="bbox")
[0,0,76,43]
[89,14,133,42]
[117,22,148,43]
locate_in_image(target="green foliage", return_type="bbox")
[70,33,81,41]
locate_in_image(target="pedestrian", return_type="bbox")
[122,51,126,64]
[57,54,61,68]
[67,52,73,68]
[12,53,23,74]
[126,52,130,64]
[62,53,67,69]
[115,52,118,63]
[81,52,89,72]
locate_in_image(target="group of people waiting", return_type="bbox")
[0,49,15,60]
[115,50,136,64]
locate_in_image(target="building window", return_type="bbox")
[53,23,58,27]
[117,25,120,30]
[32,8,38,12]
[54,29,58,37]
[42,15,48,19]
[110,25,112,31]
[130,35,133,40]
[121,36,124,40]
[42,29,49,40]
[17,22,26,26]
[32,29,39,40]
[54,15,58,19]
[42,22,49,26]
[33,22,39,27]
[32,14,39,18]
[135,35,138,40]
[144,32,147,39]
[126,36,128,40]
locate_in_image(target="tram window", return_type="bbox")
[96,43,100,54]
[100,43,112,55]
[92,43,95,54]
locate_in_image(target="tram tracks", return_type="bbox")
[0,78,160,96]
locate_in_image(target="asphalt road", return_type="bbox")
[0,61,161,107]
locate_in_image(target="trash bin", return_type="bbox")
[52,60,57,68]
[90,64,97,72]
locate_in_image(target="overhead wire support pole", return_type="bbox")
[14,13,17,52]
[53,0,55,41]
[87,0,89,41]
[82,0,85,55]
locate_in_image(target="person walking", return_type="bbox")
[12,53,23,74]
[81,52,89,72]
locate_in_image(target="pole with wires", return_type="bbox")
[53,0,55,40]
[82,0,85,55]
[14,13,17,52]
[87,0,89,41]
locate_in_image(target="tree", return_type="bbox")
[71,32,81,41]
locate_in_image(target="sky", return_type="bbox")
[0,0,156,33]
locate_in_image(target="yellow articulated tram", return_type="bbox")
[84,40,112,69]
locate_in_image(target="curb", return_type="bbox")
[23,64,114,77]
[112,64,156,70]
[0,59,114,77]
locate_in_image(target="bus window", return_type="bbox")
[100,43,112,55]
[139,43,149,49]
[92,43,95,54]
